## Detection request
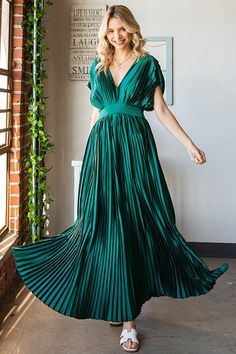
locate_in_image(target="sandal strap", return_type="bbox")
[120,328,139,345]
[110,321,123,324]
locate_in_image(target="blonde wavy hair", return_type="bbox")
[95,5,150,76]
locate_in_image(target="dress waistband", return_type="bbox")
[98,103,144,119]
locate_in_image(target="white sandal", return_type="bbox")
[120,328,140,352]
[109,321,123,326]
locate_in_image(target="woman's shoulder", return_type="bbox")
[88,56,100,77]
[92,55,100,65]
[137,54,161,70]
[143,53,160,63]
[89,55,100,68]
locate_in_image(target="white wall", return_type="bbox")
[45,0,236,243]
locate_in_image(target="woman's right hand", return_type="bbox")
[186,141,206,165]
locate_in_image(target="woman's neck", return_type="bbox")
[113,47,133,61]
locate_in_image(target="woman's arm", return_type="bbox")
[153,86,206,165]
[89,107,99,132]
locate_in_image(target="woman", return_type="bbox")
[12,4,229,353]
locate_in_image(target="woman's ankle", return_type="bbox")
[123,320,136,329]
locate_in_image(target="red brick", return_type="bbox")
[13,5,24,15]
[13,37,24,47]
[1,0,32,307]
[13,27,24,37]
[12,47,25,59]
[14,0,25,4]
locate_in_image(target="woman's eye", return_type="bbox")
[107,28,125,33]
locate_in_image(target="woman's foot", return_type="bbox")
[120,320,139,351]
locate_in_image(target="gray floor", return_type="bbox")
[0,257,235,354]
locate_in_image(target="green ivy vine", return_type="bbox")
[21,0,55,243]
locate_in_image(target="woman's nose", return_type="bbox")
[114,31,122,38]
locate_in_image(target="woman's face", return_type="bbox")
[106,17,132,50]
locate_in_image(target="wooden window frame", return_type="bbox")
[0,0,13,238]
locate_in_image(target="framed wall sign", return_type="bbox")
[68,4,107,81]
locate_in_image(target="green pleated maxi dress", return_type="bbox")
[12,54,229,322]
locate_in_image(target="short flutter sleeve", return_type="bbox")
[142,56,165,111]
[150,56,165,95]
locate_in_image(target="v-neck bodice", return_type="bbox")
[107,57,139,89]
[87,54,165,112]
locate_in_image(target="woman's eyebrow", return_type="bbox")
[107,26,124,30]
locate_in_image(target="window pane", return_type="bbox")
[0,75,8,89]
[0,154,7,230]
[0,132,6,145]
[0,92,8,109]
[0,112,7,130]
[0,0,10,70]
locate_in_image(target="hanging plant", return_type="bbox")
[21,0,55,243]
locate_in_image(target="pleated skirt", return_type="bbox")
[12,113,229,321]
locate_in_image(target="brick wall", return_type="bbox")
[0,0,31,303]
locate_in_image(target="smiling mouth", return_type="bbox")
[114,40,125,44]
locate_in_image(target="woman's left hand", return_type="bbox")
[186,142,206,165]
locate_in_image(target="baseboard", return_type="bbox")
[188,242,236,258]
